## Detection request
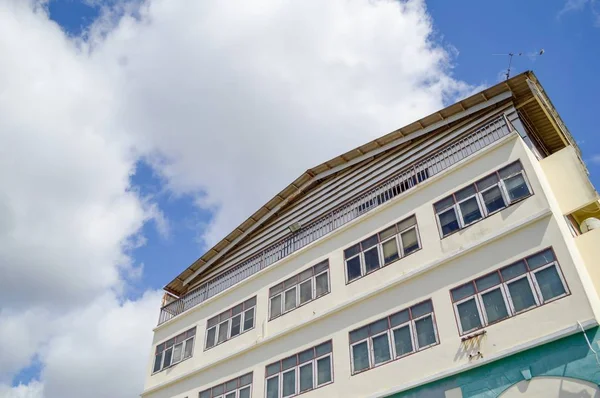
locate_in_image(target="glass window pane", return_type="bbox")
[361,235,379,250]
[501,261,528,281]
[317,356,332,385]
[284,288,297,312]
[226,379,237,392]
[344,244,360,259]
[535,266,566,301]
[315,341,332,356]
[346,256,362,281]
[439,208,460,236]
[475,272,501,291]
[527,249,556,270]
[482,185,506,213]
[270,283,284,297]
[282,370,296,397]
[379,225,397,241]
[401,228,419,255]
[504,174,530,201]
[266,363,280,377]
[183,338,193,359]
[217,321,229,344]
[456,185,477,201]
[230,315,241,337]
[299,363,313,392]
[364,247,381,273]
[175,333,186,344]
[299,268,313,282]
[199,391,211,398]
[298,348,315,364]
[352,342,370,372]
[499,161,523,178]
[153,352,163,373]
[270,295,282,319]
[266,376,279,398]
[382,238,400,264]
[456,298,482,333]
[283,276,297,289]
[411,300,433,318]
[232,303,243,316]
[508,277,537,312]
[172,343,183,363]
[372,333,392,364]
[415,316,436,348]
[459,197,482,225]
[206,327,216,349]
[349,326,369,343]
[239,387,251,398]
[282,356,297,370]
[299,280,312,304]
[434,196,455,213]
[476,174,499,191]
[186,328,196,338]
[314,260,329,274]
[393,325,413,357]
[163,347,173,368]
[212,384,224,396]
[481,288,509,323]
[397,215,417,232]
[225,392,236,398]
[239,373,253,386]
[370,319,389,335]
[243,308,254,331]
[451,282,476,301]
[389,310,410,327]
[315,272,329,297]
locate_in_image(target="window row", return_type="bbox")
[269,260,330,320]
[265,341,333,398]
[153,327,196,374]
[451,248,569,335]
[199,373,253,398]
[344,215,420,283]
[349,300,438,374]
[434,161,532,237]
[206,297,256,349]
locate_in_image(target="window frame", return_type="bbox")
[205,297,257,351]
[451,247,570,336]
[434,161,533,238]
[268,261,330,321]
[152,327,196,375]
[348,299,439,375]
[264,341,334,398]
[198,372,253,398]
[343,215,421,284]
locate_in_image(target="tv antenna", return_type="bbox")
[493,49,545,80]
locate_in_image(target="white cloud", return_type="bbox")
[557,0,600,26]
[0,0,474,397]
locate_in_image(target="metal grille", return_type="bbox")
[158,116,512,325]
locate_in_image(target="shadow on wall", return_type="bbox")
[501,376,600,398]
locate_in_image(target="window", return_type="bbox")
[451,248,569,335]
[199,372,253,398]
[205,297,256,349]
[152,327,196,374]
[343,215,420,283]
[269,261,330,320]
[434,161,532,238]
[265,341,333,398]
[349,299,438,374]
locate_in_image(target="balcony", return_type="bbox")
[158,116,514,325]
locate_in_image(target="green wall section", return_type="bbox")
[389,327,600,398]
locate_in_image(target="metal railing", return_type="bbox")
[158,116,513,325]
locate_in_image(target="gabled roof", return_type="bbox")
[165,70,578,297]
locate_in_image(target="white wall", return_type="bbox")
[142,135,597,398]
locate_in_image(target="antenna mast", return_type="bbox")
[493,49,544,80]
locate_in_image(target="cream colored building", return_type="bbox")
[141,71,600,398]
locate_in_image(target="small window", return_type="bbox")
[349,299,437,374]
[152,327,196,374]
[450,247,569,335]
[266,341,333,397]
[435,161,532,238]
[204,297,257,350]
[269,261,330,320]
[343,215,420,283]
[199,373,253,398]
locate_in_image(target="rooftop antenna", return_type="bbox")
[493,49,544,80]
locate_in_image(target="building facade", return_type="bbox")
[141,71,600,398]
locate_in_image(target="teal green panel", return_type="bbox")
[388,327,600,398]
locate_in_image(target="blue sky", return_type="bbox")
[48,0,600,296]
[2,0,598,395]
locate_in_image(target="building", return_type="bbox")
[141,71,600,398]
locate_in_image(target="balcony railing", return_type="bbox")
[158,116,513,325]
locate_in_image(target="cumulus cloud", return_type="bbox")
[0,0,473,397]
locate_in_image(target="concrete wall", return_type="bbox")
[142,136,597,398]
[575,228,600,302]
